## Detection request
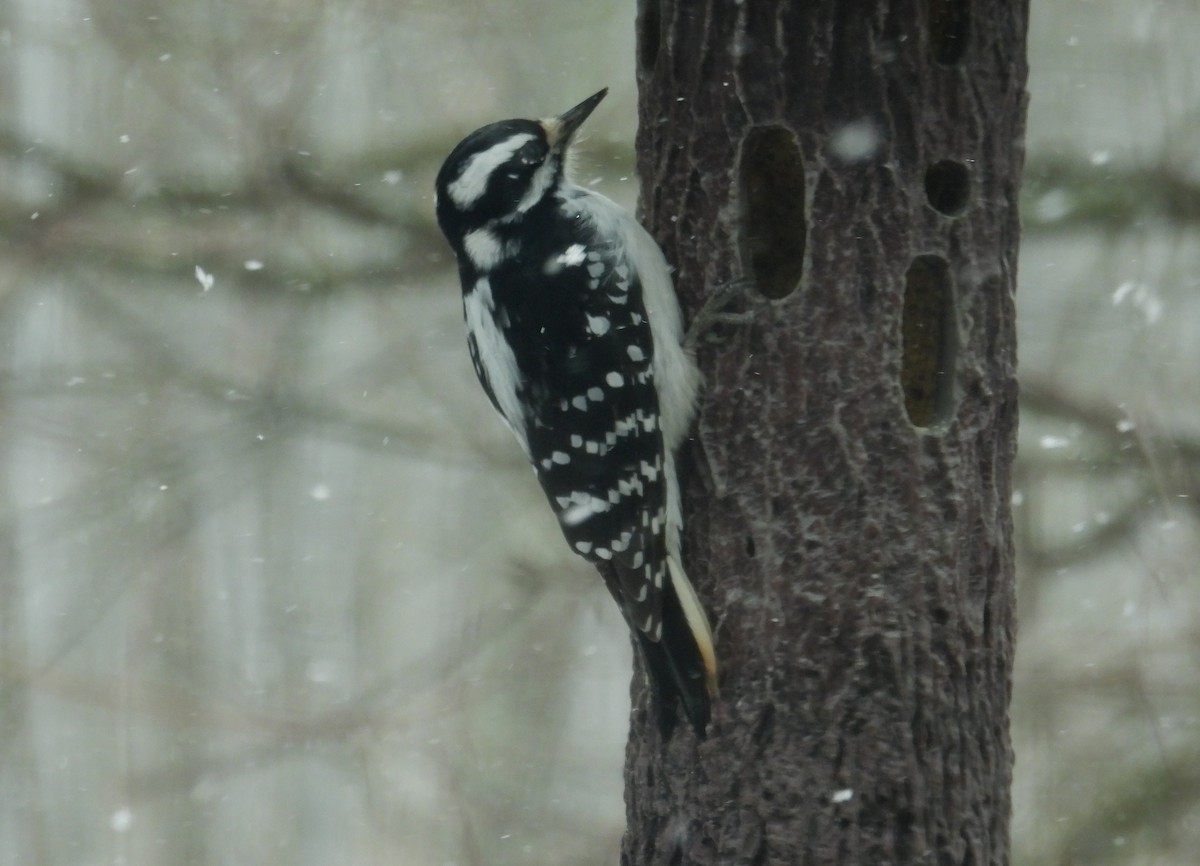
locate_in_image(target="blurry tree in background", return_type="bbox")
[0,2,1198,866]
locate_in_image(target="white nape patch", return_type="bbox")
[587,314,610,336]
[448,133,535,208]
[463,229,508,271]
[463,278,528,455]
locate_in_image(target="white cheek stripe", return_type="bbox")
[448,133,536,208]
[464,277,529,455]
[514,159,557,213]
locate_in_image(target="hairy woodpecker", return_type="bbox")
[434,89,716,734]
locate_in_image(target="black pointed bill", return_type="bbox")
[542,88,608,149]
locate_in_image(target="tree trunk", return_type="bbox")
[626,2,1028,864]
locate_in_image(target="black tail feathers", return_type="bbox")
[633,582,713,737]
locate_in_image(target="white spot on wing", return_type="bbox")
[558,244,587,266]
[562,494,609,526]
[546,243,586,275]
[587,314,610,335]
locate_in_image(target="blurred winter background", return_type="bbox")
[0,1,1195,864]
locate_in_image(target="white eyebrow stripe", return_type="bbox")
[448,133,536,208]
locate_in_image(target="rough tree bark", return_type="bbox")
[626,2,1028,865]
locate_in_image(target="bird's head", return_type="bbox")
[435,88,608,238]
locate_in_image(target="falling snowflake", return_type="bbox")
[110,808,133,832]
[1111,281,1161,324]
[830,120,880,163]
[1039,435,1071,450]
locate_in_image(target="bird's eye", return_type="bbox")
[516,140,545,164]
[507,172,520,180]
